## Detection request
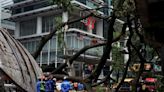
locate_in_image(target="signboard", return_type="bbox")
[145,78,157,82]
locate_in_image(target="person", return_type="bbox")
[61,76,71,92]
[69,81,73,90]
[78,83,84,91]
[56,79,62,92]
[73,82,78,91]
[36,75,46,92]
[45,74,55,92]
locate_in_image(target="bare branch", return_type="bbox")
[32,13,93,59]
[85,14,116,83]
[129,17,146,92]
[32,10,112,59]
[115,15,133,92]
[51,42,106,74]
[113,23,127,42]
[51,22,126,74]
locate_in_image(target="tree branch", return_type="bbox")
[130,42,146,92]
[130,18,146,92]
[51,22,126,74]
[32,13,93,59]
[115,15,133,92]
[51,42,106,74]
[85,14,116,83]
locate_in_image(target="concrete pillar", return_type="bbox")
[96,19,103,36]
[62,11,68,57]
[124,36,129,63]
[36,16,42,34]
[62,11,75,75]
[15,22,20,38]
[62,12,68,23]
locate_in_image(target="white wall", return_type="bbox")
[15,22,20,37]
[36,17,42,34]
[96,19,103,37]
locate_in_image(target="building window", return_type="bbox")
[50,37,56,50]
[13,0,26,3]
[42,16,55,33]
[7,29,15,36]
[20,19,36,36]
[21,40,38,53]
[12,8,21,14]
[69,21,87,31]
[24,6,34,12]
[42,52,48,64]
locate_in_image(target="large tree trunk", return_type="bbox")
[135,0,164,76]
[159,46,164,76]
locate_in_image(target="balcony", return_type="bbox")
[20,28,104,64]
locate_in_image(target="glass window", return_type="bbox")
[21,39,39,53]
[24,6,34,12]
[69,21,87,31]
[66,36,71,49]
[28,41,32,52]
[42,16,55,33]
[13,0,26,3]
[84,38,90,46]
[50,38,56,50]
[42,52,48,64]
[78,39,84,49]
[74,36,78,49]
[20,19,36,36]
[50,52,55,63]
[42,42,48,51]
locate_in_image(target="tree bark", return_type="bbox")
[32,13,93,59]
[115,16,133,92]
[51,43,106,74]
[86,14,116,83]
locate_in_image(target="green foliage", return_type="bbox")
[112,0,136,17]
[112,46,124,71]
[155,75,164,92]
[54,16,66,50]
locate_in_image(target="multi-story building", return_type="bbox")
[9,0,112,76]
[0,0,15,35]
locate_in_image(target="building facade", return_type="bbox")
[0,0,15,35]
[10,0,112,76]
